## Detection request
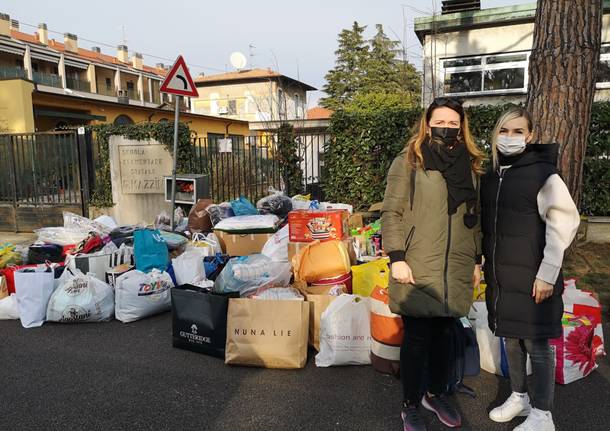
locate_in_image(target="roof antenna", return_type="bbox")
[249,44,256,68]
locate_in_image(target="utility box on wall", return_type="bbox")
[164,174,210,205]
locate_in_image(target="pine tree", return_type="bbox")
[320,22,369,110]
[361,24,402,93]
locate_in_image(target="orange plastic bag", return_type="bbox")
[370,286,403,375]
[292,240,351,283]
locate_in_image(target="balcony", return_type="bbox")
[97,85,116,97]
[0,66,27,79]
[66,77,91,93]
[126,88,140,100]
[32,71,62,88]
[152,92,161,104]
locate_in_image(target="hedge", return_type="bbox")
[324,102,610,216]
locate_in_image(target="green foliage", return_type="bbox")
[88,121,192,208]
[321,22,369,110]
[276,122,303,197]
[324,100,421,210]
[324,101,610,215]
[321,23,421,110]
[582,103,610,216]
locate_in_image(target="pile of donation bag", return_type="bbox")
[0,191,605,385]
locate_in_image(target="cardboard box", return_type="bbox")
[214,230,275,256]
[348,213,364,230]
[288,209,349,242]
[368,202,383,212]
[288,237,356,265]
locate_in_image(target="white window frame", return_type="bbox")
[596,43,610,89]
[441,51,530,97]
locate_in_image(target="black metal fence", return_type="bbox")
[0,131,88,231]
[189,132,330,203]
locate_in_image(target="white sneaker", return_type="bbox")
[489,392,531,423]
[514,408,555,431]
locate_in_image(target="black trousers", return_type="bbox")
[400,316,454,406]
[505,337,555,411]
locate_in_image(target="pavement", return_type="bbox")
[0,313,608,431]
[0,232,36,246]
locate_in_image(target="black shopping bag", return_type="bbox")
[171,284,238,358]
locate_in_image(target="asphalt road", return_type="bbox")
[1,313,608,431]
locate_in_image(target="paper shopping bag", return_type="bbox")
[225,298,309,369]
[172,285,238,358]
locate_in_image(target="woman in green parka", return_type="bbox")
[381,98,485,431]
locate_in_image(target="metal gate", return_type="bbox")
[190,132,330,203]
[0,131,89,232]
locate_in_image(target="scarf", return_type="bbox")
[421,138,477,227]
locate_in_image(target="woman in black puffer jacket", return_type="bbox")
[481,107,579,431]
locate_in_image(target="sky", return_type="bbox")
[2,0,529,107]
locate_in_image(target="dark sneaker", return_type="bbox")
[401,405,427,431]
[421,394,462,428]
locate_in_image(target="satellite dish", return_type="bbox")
[230,52,247,71]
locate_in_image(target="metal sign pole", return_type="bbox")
[170,95,181,231]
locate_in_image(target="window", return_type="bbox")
[442,52,529,96]
[294,94,302,119]
[278,88,286,119]
[113,114,134,125]
[228,99,237,115]
[105,78,112,89]
[484,68,525,91]
[126,81,134,90]
[597,44,610,86]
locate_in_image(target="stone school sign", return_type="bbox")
[119,145,170,194]
[108,136,173,225]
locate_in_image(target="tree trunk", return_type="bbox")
[526,0,603,208]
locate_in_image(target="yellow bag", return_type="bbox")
[292,240,351,283]
[0,275,8,300]
[351,258,390,297]
[0,243,22,270]
[474,280,487,301]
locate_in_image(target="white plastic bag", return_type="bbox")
[253,287,304,301]
[46,269,114,323]
[0,295,19,320]
[468,302,532,376]
[171,250,205,286]
[315,294,372,367]
[115,269,173,323]
[14,266,56,328]
[213,214,280,232]
[213,254,292,297]
[34,227,90,246]
[94,215,118,230]
[63,211,112,235]
[261,225,289,262]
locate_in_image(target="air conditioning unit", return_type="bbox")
[117,89,129,104]
[218,106,229,115]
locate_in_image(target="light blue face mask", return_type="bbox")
[496,135,527,156]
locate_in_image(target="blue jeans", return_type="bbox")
[505,337,555,411]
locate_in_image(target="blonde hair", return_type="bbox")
[491,107,534,169]
[405,105,486,175]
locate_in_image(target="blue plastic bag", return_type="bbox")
[230,196,258,216]
[134,229,169,273]
[204,253,230,281]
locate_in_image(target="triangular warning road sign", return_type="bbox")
[160,55,199,97]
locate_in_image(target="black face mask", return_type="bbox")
[430,127,460,147]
